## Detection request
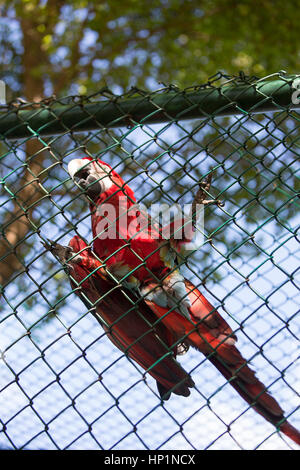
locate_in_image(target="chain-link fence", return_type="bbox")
[0,72,299,450]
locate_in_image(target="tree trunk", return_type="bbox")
[0,17,46,290]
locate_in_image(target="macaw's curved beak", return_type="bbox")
[68,158,102,198]
[75,172,102,197]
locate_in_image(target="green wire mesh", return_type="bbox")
[0,71,299,450]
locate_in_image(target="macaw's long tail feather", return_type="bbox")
[279,421,300,446]
[145,280,300,446]
[207,352,300,446]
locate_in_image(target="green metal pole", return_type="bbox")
[0,75,299,139]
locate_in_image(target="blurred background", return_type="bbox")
[0,0,299,450]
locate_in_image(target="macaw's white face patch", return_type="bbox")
[68,158,114,195]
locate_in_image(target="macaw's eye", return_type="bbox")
[74,169,89,181]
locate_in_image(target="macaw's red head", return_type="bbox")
[67,157,136,203]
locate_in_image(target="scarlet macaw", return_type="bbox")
[49,156,300,445]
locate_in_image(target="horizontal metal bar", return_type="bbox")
[0,75,299,139]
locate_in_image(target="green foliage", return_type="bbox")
[0,0,300,96]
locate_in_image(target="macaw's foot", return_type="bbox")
[43,239,73,264]
[43,239,83,272]
[193,173,224,209]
